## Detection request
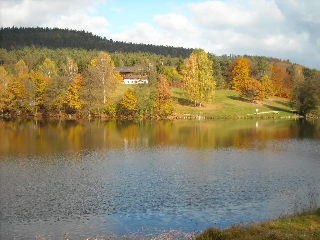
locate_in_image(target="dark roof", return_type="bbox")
[114,66,177,72]
[113,66,140,73]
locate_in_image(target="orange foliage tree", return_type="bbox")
[153,74,174,118]
[271,65,292,98]
[239,78,265,101]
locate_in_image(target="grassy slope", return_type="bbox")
[171,88,295,118]
[111,85,297,118]
[196,210,320,240]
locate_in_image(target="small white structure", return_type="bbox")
[123,78,148,84]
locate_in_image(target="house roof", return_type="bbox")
[114,65,177,73]
[113,66,140,73]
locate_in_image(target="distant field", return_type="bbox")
[111,85,298,118]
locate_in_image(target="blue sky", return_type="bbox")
[1,0,320,69]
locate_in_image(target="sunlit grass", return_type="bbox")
[196,209,320,240]
[171,88,296,118]
[110,85,297,118]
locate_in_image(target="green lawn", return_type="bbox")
[171,88,296,118]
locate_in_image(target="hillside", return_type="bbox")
[0,27,193,58]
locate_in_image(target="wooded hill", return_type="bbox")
[0,27,193,58]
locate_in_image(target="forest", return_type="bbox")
[0,27,319,119]
[0,27,193,58]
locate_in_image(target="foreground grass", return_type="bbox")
[196,209,320,240]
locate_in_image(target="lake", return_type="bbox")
[0,119,319,239]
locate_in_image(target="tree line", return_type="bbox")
[0,46,319,118]
[0,27,193,58]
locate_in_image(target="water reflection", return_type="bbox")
[0,119,319,154]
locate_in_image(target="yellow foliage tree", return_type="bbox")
[231,57,249,91]
[0,66,9,113]
[182,53,199,105]
[119,89,139,116]
[7,70,26,112]
[39,58,57,79]
[182,49,216,106]
[260,75,274,97]
[63,57,78,83]
[65,74,82,112]
[29,70,48,109]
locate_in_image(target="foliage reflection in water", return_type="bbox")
[0,119,319,239]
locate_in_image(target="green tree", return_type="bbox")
[291,80,319,116]
[256,57,270,79]
[208,53,224,89]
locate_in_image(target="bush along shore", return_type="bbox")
[196,209,320,240]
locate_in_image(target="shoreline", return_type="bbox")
[1,113,312,121]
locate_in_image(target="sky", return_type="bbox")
[1,0,320,69]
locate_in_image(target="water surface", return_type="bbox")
[0,119,319,239]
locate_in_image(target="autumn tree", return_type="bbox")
[260,75,274,97]
[182,49,216,106]
[65,74,82,113]
[239,78,265,101]
[230,57,249,91]
[153,74,174,118]
[44,75,69,114]
[92,51,119,104]
[271,65,292,98]
[29,70,48,110]
[63,57,78,83]
[39,58,57,79]
[182,52,199,105]
[6,70,26,113]
[0,66,9,113]
[81,62,104,116]
[118,89,139,117]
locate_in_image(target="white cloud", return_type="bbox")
[0,0,110,37]
[1,0,320,69]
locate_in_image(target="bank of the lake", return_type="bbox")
[196,209,320,240]
[2,89,310,120]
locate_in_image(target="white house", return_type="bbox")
[114,66,148,84]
